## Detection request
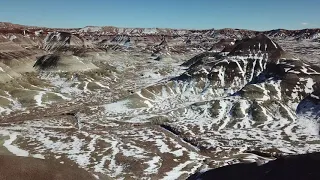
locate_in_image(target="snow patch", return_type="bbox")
[144,156,161,174]
[34,91,46,106]
[2,132,29,157]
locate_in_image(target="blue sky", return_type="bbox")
[0,0,319,30]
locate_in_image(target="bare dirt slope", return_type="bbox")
[0,155,97,180]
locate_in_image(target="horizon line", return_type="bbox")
[1,21,320,32]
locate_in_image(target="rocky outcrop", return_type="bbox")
[33,54,60,70]
[227,34,284,60]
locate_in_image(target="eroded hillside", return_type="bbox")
[0,23,319,179]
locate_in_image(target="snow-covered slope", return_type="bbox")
[104,34,320,158]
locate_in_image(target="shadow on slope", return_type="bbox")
[33,54,60,70]
[188,152,320,180]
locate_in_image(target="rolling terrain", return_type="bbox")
[0,22,319,179]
